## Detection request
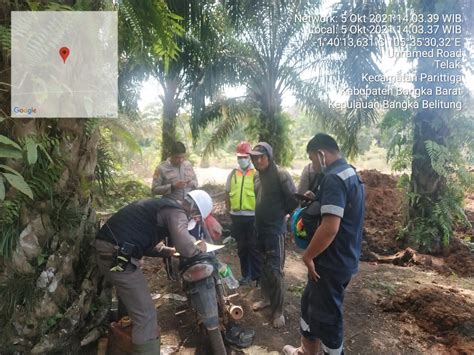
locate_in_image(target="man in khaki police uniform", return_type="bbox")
[151,141,198,201]
[225,141,262,285]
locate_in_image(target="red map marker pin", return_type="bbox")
[59,47,70,63]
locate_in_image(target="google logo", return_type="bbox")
[13,106,37,115]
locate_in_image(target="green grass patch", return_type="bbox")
[288,281,306,296]
[368,279,397,296]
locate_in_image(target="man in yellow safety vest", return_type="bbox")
[225,141,262,286]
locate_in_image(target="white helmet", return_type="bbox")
[186,190,213,219]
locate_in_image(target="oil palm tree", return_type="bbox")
[192,0,390,164]
[119,0,235,160]
[404,0,473,251]
[317,0,473,251]
[0,0,181,351]
[118,0,183,119]
[320,0,473,250]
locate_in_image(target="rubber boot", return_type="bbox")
[132,339,160,355]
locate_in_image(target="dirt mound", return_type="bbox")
[444,238,474,277]
[360,170,404,255]
[360,169,399,189]
[360,170,474,276]
[382,286,474,353]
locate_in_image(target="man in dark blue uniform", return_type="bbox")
[284,133,365,355]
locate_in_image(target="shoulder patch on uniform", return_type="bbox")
[337,167,356,181]
[158,160,169,168]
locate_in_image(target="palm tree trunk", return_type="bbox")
[161,77,179,161]
[0,118,109,353]
[1,27,108,348]
[408,0,462,251]
[410,109,447,214]
[257,90,287,164]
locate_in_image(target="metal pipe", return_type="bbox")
[226,304,244,320]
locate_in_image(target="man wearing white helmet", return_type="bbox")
[186,189,213,221]
[94,190,212,354]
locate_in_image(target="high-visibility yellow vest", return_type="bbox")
[229,168,256,211]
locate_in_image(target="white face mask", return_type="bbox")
[238,158,250,170]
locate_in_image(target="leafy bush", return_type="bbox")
[93,179,152,213]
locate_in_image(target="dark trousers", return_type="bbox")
[300,266,352,352]
[231,215,262,281]
[256,232,285,316]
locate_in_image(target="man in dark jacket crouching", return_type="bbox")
[95,190,212,354]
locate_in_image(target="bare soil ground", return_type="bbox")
[105,243,473,354]
[360,170,474,277]
[104,170,474,354]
